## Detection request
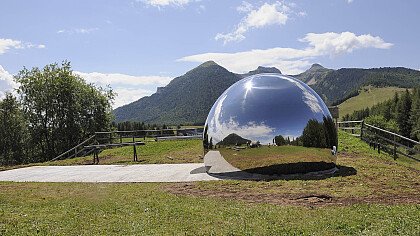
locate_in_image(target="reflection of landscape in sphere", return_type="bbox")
[203,73,338,176]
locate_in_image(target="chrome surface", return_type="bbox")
[203,73,338,175]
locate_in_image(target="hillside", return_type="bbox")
[114,62,420,125]
[296,66,420,105]
[113,61,280,124]
[294,63,333,85]
[338,86,408,119]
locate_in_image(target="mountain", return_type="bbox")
[114,61,242,124]
[240,66,281,78]
[295,64,332,85]
[295,65,420,105]
[217,133,251,146]
[113,62,420,124]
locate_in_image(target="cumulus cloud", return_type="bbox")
[57,28,99,35]
[300,32,393,56]
[0,38,45,54]
[0,65,17,99]
[110,87,156,108]
[216,1,291,44]
[74,71,172,87]
[209,94,275,144]
[141,0,192,7]
[75,71,173,108]
[179,32,393,74]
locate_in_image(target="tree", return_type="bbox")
[0,93,29,165]
[323,116,338,149]
[301,119,327,148]
[14,61,115,161]
[364,115,399,133]
[274,135,286,146]
[396,90,412,137]
[410,87,420,140]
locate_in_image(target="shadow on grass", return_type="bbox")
[202,163,357,181]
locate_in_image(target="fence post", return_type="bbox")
[109,132,112,144]
[393,134,397,159]
[133,144,138,162]
[360,120,364,140]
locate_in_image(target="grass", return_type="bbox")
[0,131,419,235]
[338,86,408,119]
[0,139,203,171]
[0,182,419,235]
[222,146,334,167]
[220,145,335,174]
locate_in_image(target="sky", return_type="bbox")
[1,0,419,108]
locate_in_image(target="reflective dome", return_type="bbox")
[203,73,338,177]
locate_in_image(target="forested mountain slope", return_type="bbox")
[296,66,420,105]
[114,62,420,125]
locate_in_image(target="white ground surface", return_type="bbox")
[0,164,220,183]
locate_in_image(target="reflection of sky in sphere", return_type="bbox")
[206,74,332,144]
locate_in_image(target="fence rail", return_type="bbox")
[338,120,420,161]
[51,127,203,162]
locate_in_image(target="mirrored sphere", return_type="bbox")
[203,73,338,176]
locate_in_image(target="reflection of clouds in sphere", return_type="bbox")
[203,73,338,176]
[205,73,331,145]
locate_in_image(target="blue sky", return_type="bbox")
[1,0,419,107]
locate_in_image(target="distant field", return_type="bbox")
[338,87,408,119]
[0,132,419,235]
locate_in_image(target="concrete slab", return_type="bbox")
[204,150,271,180]
[0,164,221,183]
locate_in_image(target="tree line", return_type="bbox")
[343,88,420,141]
[273,116,337,149]
[112,121,179,131]
[0,62,115,165]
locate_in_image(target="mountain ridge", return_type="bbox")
[113,62,420,124]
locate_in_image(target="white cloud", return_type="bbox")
[75,71,173,108]
[236,1,253,13]
[111,87,156,108]
[57,28,99,35]
[215,1,291,44]
[300,32,393,56]
[297,11,307,17]
[0,65,17,99]
[0,38,45,55]
[74,71,172,87]
[0,39,22,54]
[209,94,275,144]
[180,32,393,74]
[347,0,354,3]
[141,0,192,7]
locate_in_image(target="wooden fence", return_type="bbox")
[338,120,420,161]
[51,128,203,161]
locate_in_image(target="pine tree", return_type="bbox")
[396,90,412,137]
[410,87,420,140]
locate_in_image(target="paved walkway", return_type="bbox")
[0,164,220,183]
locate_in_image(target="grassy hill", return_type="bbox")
[338,86,408,119]
[0,132,419,234]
